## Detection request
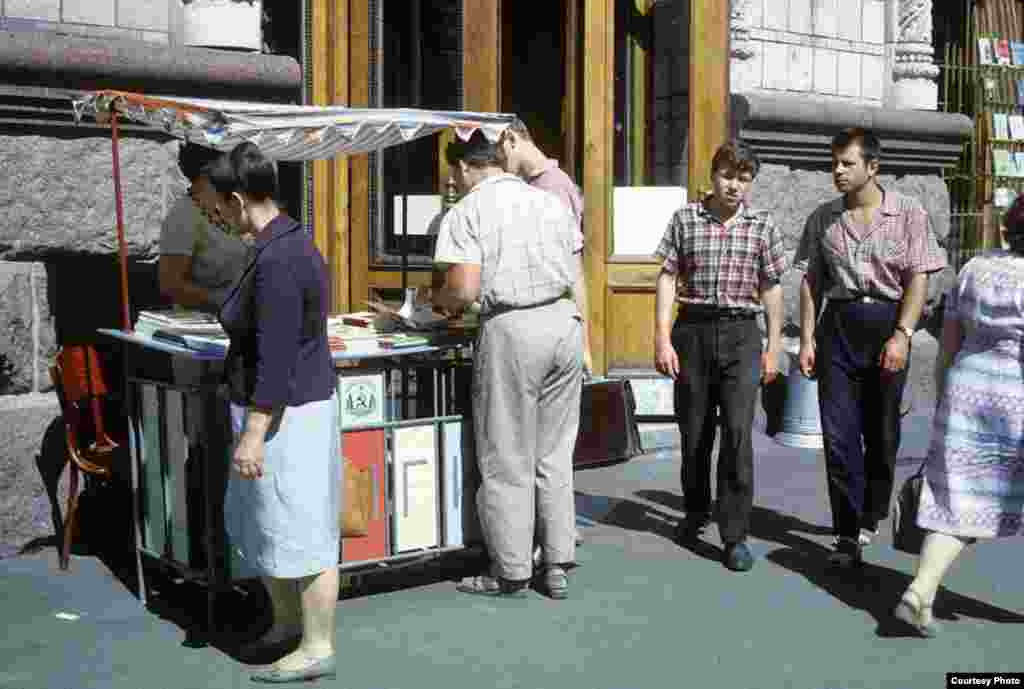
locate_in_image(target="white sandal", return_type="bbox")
[893,588,941,637]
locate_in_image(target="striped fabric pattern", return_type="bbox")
[918,250,1024,538]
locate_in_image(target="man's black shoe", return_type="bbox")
[722,542,754,572]
[675,512,712,543]
[828,537,863,569]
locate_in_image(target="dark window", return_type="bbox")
[369,0,463,267]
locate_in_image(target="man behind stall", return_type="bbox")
[432,130,587,600]
[159,142,251,312]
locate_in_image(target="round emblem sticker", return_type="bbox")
[345,382,378,419]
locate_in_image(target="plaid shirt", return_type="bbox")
[434,173,583,317]
[793,189,947,301]
[653,198,789,312]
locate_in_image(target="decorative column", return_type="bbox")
[890,0,939,110]
[730,0,759,93]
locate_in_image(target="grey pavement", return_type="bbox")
[1,414,1022,689]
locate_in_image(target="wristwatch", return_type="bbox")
[895,324,915,340]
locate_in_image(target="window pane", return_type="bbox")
[370,0,463,266]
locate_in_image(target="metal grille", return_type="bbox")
[936,0,1024,270]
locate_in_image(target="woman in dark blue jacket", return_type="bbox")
[208,142,339,683]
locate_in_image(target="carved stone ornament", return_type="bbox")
[730,0,756,61]
[893,0,939,81]
[891,0,939,109]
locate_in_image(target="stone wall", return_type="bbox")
[2,0,172,45]
[0,262,55,395]
[733,0,889,104]
[0,132,179,395]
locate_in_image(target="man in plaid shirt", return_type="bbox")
[654,141,788,572]
[795,128,946,569]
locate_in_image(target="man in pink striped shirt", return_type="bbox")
[498,119,584,236]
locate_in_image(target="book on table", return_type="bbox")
[993,112,1011,140]
[1012,41,1024,65]
[994,149,1014,177]
[378,334,431,350]
[151,330,229,354]
[1010,114,1024,140]
[996,38,1012,65]
[979,37,995,65]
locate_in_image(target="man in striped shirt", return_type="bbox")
[794,128,947,568]
[653,140,788,572]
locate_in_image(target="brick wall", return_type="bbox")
[733,0,891,106]
[1,0,171,44]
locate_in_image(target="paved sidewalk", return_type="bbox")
[2,412,1021,689]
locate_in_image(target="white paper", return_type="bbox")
[612,186,687,256]
[393,195,444,237]
[393,425,438,552]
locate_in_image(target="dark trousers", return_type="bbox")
[672,315,762,544]
[817,300,908,540]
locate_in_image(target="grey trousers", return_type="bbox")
[473,300,584,581]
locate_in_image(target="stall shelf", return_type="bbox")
[101,328,478,640]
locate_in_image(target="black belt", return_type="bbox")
[678,306,757,323]
[829,294,898,305]
[486,296,567,318]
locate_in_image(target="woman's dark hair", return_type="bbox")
[711,140,760,178]
[1003,194,1024,254]
[445,130,502,168]
[204,141,278,202]
[178,142,222,182]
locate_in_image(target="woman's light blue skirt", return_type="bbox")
[226,395,341,579]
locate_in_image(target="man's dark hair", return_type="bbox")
[711,140,760,178]
[445,130,502,168]
[178,142,222,182]
[205,141,278,202]
[831,127,882,164]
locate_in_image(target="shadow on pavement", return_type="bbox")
[765,545,1024,636]
[578,488,1024,637]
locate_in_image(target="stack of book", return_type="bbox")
[378,334,431,350]
[135,310,230,354]
[326,317,384,355]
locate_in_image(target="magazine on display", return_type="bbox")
[979,37,995,65]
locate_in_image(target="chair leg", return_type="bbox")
[61,463,80,571]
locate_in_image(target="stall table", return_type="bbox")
[99,328,480,641]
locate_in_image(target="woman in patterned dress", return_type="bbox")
[894,196,1024,637]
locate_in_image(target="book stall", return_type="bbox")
[72,90,517,639]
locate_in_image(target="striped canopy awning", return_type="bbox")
[72,90,518,160]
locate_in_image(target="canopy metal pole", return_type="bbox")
[111,112,132,332]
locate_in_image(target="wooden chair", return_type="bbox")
[50,345,119,570]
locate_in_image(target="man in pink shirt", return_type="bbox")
[498,119,584,235]
[498,119,590,374]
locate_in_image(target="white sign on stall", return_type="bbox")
[612,186,687,256]
[392,424,439,552]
